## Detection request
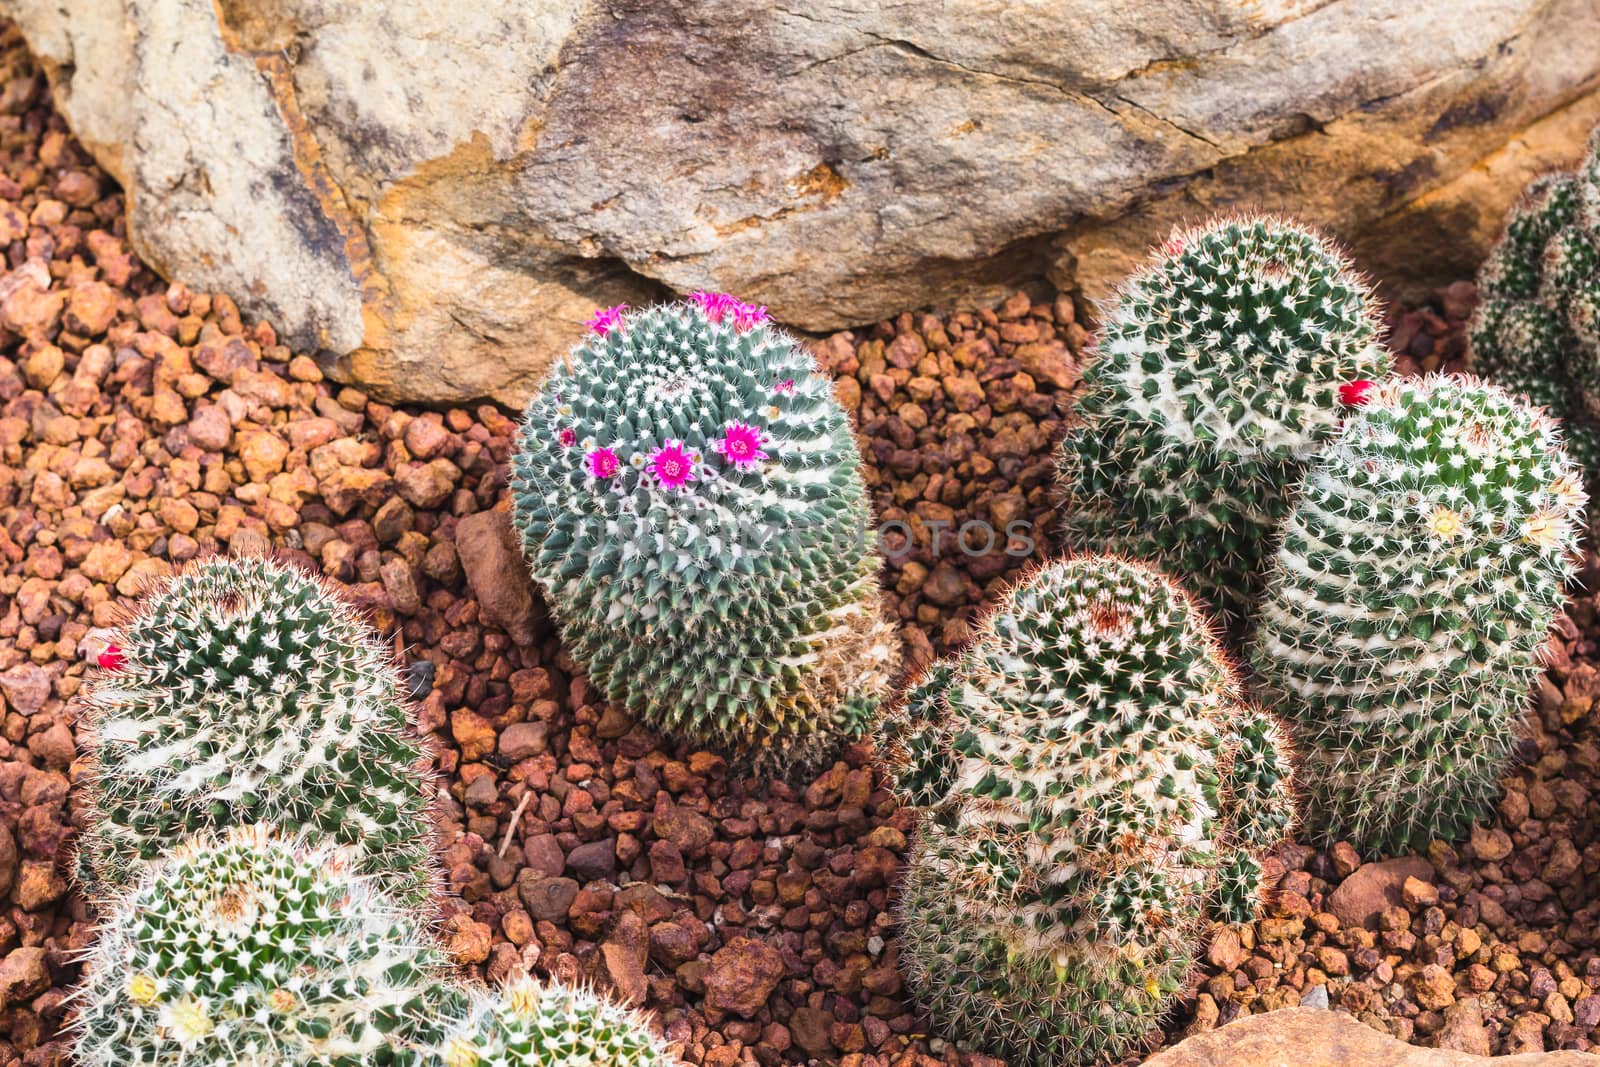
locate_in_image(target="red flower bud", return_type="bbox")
[1339,380,1376,407]
[98,645,126,671]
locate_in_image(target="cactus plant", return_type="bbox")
[77,556,437,903]
[72,826,451,1066]
[510,295,899,769]
[1250,376,1585,853]
[1058,215,1390,625]
[878,556,1296,1066]
[434,978,676,1067]
[1471,124,1600,469]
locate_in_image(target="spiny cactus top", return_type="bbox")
[436,979,676,1067]
[880,556,1295,1066]
[1088,215,1386,459]
[1472,123,1600,467]
[78,556,437,903]
[511,294,898,767]
[1058,215,1390,626]
[72,826,449,1066]
[1251,375,1585,852]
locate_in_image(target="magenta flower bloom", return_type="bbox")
[586,447,620,479]
[98,644,126,671]
[715,422,769,467]
[557,427,577,449]
[732,302,769,331]
[648,441,698,488]
[773,378,795,395]
[688,290,739,324]
[586,303,630,337]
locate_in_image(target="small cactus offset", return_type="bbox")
[72,826,451,1065]
[1250,376,1585,853]
[879,556,1296,1066]
[511,294,899,769]
[434,978,677,1067]
[1058,215,1390,625]
[77,556,437,903]
[1471,123,1600,468]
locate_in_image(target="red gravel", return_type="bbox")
[0,21,1598,1067]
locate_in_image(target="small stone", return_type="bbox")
[500,721,549,761]
[1410,963,1457,1011]
[519,876,579,922]
[1436,997,1492,1055]
[705,936,785,1018]
[456,510,541,645]
[1326,856,1432,930]
[186,406,233,451]
[567,840,617,882]
[0,947,50,1009]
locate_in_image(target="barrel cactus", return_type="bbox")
[77,556,437,903]
[879,556,1296,1066]
[72,826,451,1065]
[511,294,899,769]
[1471,122,1600,469]
[435,978,676,1067]
[1251,376,1585,853]
[1058,215,1390,625]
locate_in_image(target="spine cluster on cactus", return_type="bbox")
[77,556,438,904]
[1058,215,1391,625]
[510,296,899,768]
[435,979,676,1067]
[1471,124,1600,468]
[878,556,1296,1066]
[1250,376,1585,853]
[72,826,450,1066]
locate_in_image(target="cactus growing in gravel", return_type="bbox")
[77,556,437,903]
[434,978,676,1067]
[879,556,1296,1066]
[1471,124,1600,469]
[1058,215,1391,625]
[511,295,899,769]
[1250,376,1585,853]
[72,826,450,1066]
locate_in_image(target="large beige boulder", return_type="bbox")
[1148,1008,1596,1067]
[6,0,1600,406]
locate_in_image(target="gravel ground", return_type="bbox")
[0,23,1598,1067]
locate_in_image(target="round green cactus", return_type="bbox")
[77,556,437,903]
[72,826,451,1065]
[434,979,676,1067]
[1251,375,1586,853]
[1058,215,1390,625]
[1471,123,1600,469]
[510,295,898,769]
[879,556,1296,1066]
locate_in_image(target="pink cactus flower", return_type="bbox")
[98,645,126,671]
[648,441,698,488]
[715,422,770,467]
[557,427,577,449]
[773,378,795,395]
[731,302,769,331]
[586,447,621,480]
[1339,380,1376,408]
[586,304,630,337]
[688,291,738,324]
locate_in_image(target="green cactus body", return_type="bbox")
[1250,376,1585,853]
[1058,216,1390,625]
[72,826,452,1066]
[510,296,898,769]
[78,557,437,904]
[434,979,676,1067]
[878,556,1295,1065]
[1472,126,1600,468]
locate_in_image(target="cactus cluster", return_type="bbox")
[435,979,677,1067]
[510,294,899,768]
[879,556,1295,1066]
[73,826,450,1066]
[71,556,676,1066]
[1471,123,1600,468]
[1251,376,1585,852]
[76,556,438,904]
[1058,216,1391,625]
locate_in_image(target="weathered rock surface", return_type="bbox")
[6,0,1600,405]
[1147,1008,1599,1066]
